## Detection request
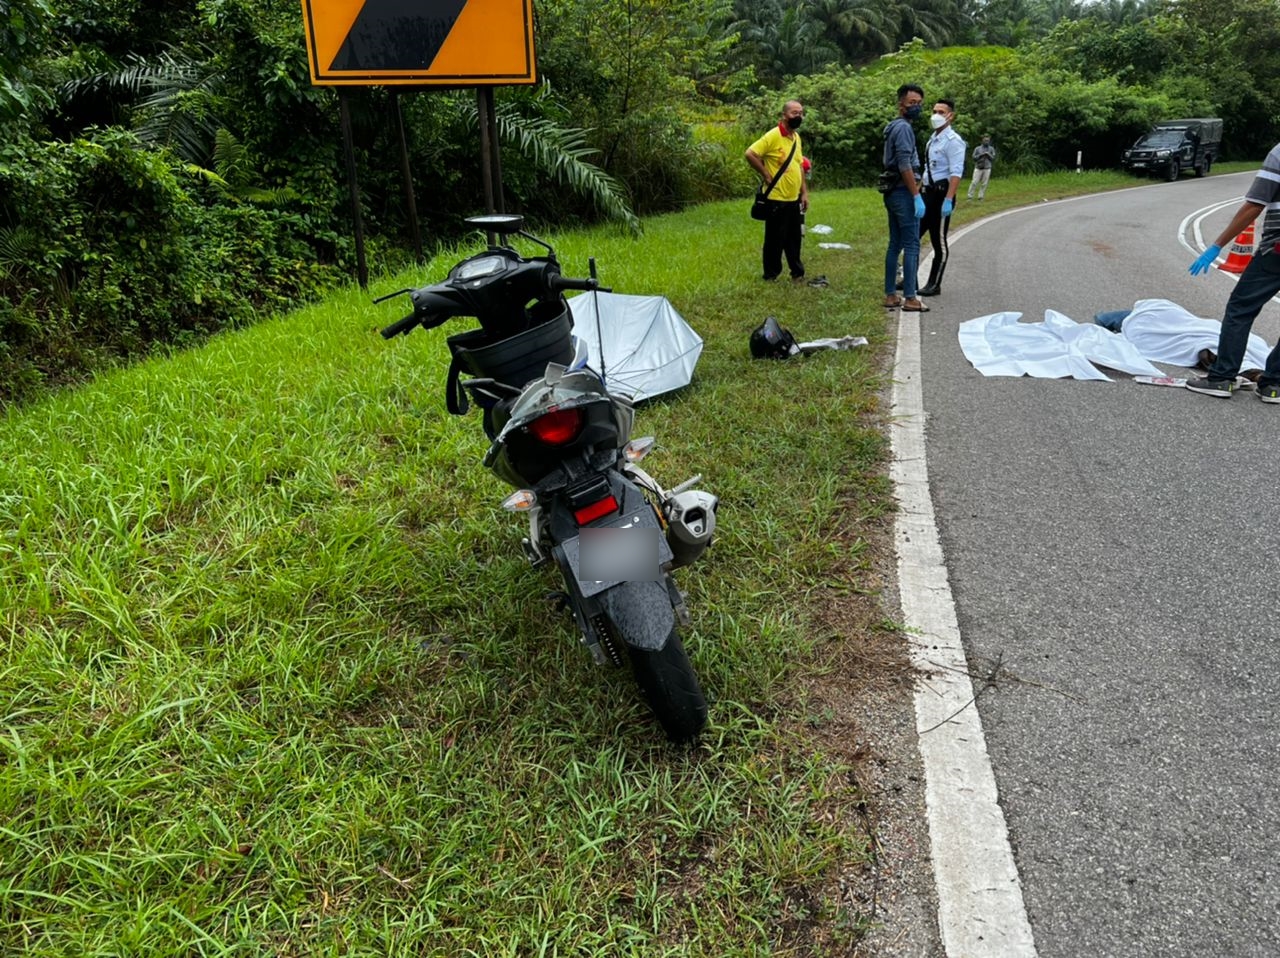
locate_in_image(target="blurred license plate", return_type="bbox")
[560,511,673,596]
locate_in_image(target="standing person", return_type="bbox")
[883,83,928,312]
[968,135,996,200]
[746,100,809,282]
[1185,140,1280,403]
[917,98,966,297]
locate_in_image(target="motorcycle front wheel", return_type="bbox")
[623,628,708,743]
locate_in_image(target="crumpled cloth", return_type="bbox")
[959,310,1163,381]
[1118,299,1272,371]
[798,335,868,355]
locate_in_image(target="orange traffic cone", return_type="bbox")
[1219,223,1255,273]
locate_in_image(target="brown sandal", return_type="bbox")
[902,299,930,312]
[883,295,903,308]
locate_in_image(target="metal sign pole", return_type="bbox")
[484,87,506,214]
[477,88,496,217]
[391,89,424,264]
[338,90,369,289]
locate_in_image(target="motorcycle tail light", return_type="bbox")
[528,407,585,446]
[574,495,619,525]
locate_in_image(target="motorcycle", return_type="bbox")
[377,214,717,742]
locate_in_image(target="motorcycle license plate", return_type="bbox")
[561,510,674,597]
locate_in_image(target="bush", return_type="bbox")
[0,127,343,405]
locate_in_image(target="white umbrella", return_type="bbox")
[566,292,704,402]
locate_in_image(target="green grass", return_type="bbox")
[0,169,1181,954]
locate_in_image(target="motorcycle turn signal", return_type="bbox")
[501,489,538,513]
[623,436,656,462]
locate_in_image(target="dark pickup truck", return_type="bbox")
[1122,118,1223,181]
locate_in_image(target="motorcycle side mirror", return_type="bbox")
[466,214,525,235]
[371,287,413,304]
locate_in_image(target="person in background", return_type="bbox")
[917,98,966,297]
[1184,139,1280,403]
[746,100,808,282]
[968,135,996,200]
[882,83,928,312]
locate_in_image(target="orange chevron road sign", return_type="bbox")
[302,0,537,86]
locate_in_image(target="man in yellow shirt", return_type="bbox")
[746,100,809,282]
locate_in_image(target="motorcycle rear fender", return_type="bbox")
[550,547,675,654]
[598,580,675,651]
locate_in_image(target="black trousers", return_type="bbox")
[762,199,804,280]
[918,183,953,288]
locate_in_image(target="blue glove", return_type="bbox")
[1189,244,1221,276]
[914,194,926,218]
[941,198,954,217]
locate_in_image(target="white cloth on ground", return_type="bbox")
[1118,298,1271,371]
[958,310,1163,381]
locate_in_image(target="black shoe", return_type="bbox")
[919,284,941,297]
[1258,383,1280,404]
[1184,376,1234,398]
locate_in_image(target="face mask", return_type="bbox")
[905,104,922,121]
[930,113,948,130]
[786,116,803,130]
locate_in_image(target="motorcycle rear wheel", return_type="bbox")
[625,629,708,743]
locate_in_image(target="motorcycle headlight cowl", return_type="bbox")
[451,255,509,282]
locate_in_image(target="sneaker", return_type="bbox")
[1258,384,1280,404]
[1184,376,1235,398]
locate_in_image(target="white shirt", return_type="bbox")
[924,125,966,187]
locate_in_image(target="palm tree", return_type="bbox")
[735,0,843,81]
[61,44,222,162]
[1081,0,1152,25]
[808,0,894,60]
[891,0,971,48]
[461,84,640,231]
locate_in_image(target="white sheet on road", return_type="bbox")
[1119,298,1273,372]
[959,310,1164,381]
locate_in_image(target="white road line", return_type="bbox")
[1180,197,1242,254]
[890,303,1038,958]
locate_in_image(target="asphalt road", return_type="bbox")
[920,171,1280,958]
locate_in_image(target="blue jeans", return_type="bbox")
[1093,309,1130,332]
[1207,248,1280,388]
[884,186,920,299]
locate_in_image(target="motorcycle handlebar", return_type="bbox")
[548,275,612,294]
[380,313,421,339]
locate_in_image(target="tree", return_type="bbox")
[0,0,55,121]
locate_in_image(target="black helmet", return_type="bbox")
[749,316,800,360]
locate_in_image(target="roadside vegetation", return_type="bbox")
[0,167,1203,953]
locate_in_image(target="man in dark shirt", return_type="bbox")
[1185,140,1280,403]
[882,84,928,312]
